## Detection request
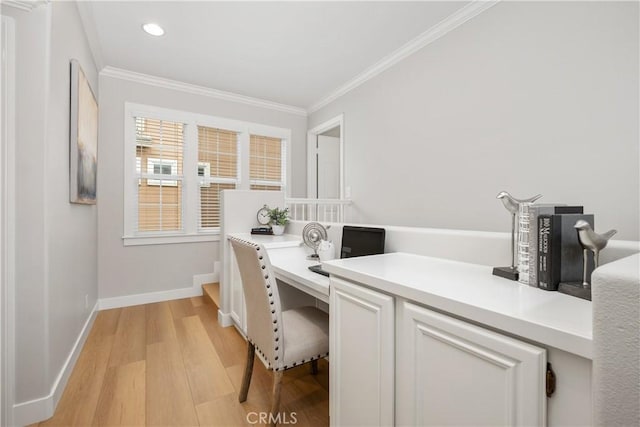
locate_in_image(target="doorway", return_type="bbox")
[307,114,344,199]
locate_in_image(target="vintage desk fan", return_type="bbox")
[302,222,329,261]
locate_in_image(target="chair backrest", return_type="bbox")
[229,237,284,369]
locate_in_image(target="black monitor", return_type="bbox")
[340,226,386,259]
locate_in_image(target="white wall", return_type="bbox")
[46,0,98,399]
[97,76,307,299]
[1,0,99,415]
[309,1,639,241]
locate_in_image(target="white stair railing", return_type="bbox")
[285,198,352,223]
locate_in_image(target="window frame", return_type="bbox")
[123,103,292,246]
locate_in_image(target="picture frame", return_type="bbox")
[69,59,98,204]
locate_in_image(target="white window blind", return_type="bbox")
[197,126,239,229]
[250,134,285,191]
[134,117,184,232]
[124,103,291,245]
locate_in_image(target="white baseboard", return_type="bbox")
[50,302,98,408]
[98,285,203,310]
[218,309,233,327]
[99,268,220,311]
[12,394,51,427]
[13,302,98,426]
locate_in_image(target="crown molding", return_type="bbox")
[100,66,308,117]
[307,0,500,113]
[2,0,48,12]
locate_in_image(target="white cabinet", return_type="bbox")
[329,275,548,427]
[396,301,547,426]
[329,277,395,427]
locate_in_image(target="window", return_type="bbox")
[134,118,184,232]
[197,126,238,229]
[250,134,285,191]
[124,103,291,245]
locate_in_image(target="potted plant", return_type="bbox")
[268,206,289,235]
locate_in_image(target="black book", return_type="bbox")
[251,227,273,235]
[538,213,594,291]
[528,205,583,287]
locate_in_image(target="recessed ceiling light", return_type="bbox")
[142,23,164,37]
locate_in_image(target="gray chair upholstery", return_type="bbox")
[230,237,329,424]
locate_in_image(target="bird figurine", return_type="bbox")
[574,220,617,286]
[497,191,543,214]
[496,191,543,270]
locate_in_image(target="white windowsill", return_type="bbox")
[123,233,221,246]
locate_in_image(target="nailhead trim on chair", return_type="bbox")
[231,236,328,373]
[231,236,283,370]
[278,352,329,372]
[255,241,283,368]
[248,343,329,372]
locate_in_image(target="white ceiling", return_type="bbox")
[81,1,471,109]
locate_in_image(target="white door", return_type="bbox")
[396,300,546,426]
[330,277,394,426]
[316,135,340,199]
[307,115,343,200]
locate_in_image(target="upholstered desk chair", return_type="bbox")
[229,237,329,424]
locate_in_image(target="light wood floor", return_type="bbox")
[35,296,329,426]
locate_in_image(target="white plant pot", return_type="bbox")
[271,224,285,235]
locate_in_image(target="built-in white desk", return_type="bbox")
[226,232,603,427]
[228,233,330,303]
[228,234,592,357]
[324,252,592,358]
[219,189,638,427]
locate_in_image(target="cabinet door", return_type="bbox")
[396,301,546,426]
[330,277,394,426]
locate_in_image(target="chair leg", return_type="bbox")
[311,359,319,375]
[239,343,255,403]
[269,370,284,427]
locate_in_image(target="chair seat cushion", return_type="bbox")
[280,306,329,370]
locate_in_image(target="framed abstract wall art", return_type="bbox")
[69,59,98,204]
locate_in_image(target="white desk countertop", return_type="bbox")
[323,252,593,359]
[268,246,330,303]
[228,233,330,303]
[228,233,303,249]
